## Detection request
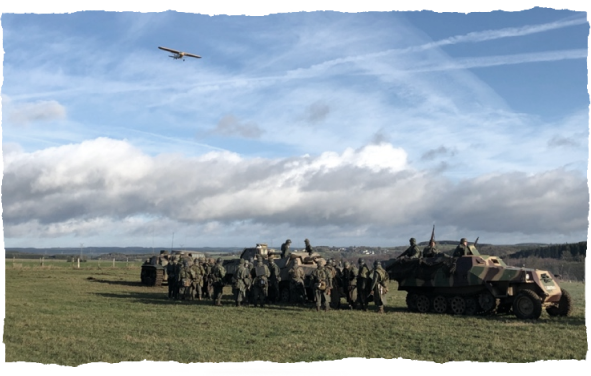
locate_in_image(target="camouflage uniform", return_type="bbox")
[166,257,178,299]
[356,258,371,311]
[325,259,341,309]
[370,261,389,313]
[342,261,358,309]
[203,258,215,299]
[453,238,472,257]
[232,259,250,306]
[250,256,270,307]
[190,259,205,300]
[211,258,226,306]
[289,260,306,304]
[399,238,422,259]
[311,260,332,311]
[281,239,292,258]
[422,241,440,258]
[267,257,281,304]
[178,260,192,300]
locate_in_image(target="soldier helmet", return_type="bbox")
[374,260,379,266]
[460,238,468,243]
[410,237,416,244]
[344,261,351,268]
[216,257,223,263]
[304,238,310,243]
[286,239,292,243]
[239,259,245,265]
[316,259,326,267]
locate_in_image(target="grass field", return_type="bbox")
[3,261,587,366]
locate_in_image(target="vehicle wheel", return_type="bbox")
[513,290,542,319]
[432,295,447,314]
[416,295,430,313]
[464,297,478,315]
[406,292,418,312]
[280,288,290,303]
[478,291,498,314]
[450,296,466,315]
[546,288,573,317]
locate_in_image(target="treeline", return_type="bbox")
[508,242,586,260]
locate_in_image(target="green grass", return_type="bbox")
[4,264,587,365]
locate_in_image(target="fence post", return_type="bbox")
[113,258,115,267]
[77,257,80,269]
[41,257,44,267]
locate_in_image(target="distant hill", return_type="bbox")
[5,246,242,257]
[507,242,586,259]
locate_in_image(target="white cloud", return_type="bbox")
[2,138,587,246]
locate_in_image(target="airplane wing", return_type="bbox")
[184,53,202,59]
[158,46,180,53]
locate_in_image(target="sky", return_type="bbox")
[1,3,589,250]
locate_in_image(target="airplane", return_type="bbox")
[158,46,201,61]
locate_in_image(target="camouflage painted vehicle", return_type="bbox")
[222,243,325,302]
[141,250,170,286]
[223,243,278,282]
[385,249,573,319]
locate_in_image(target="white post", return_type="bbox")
[126,258,129,268]
[113,258,115,267]
[41,257,44,267]
[77,257,80,269]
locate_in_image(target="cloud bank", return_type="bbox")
[3,138,587,246]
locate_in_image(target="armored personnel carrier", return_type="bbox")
[385,251,573,319]
[222,243,326,303]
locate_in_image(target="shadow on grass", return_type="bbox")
[86,277,145,287]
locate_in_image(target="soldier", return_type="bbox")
[288,258,306,305]
[198,257,209,298]
[304,238,314,256]
[166,256,178,299]
[422,240,440,258]
[342,261,358,309]
[325,259,340,309]
[281,239,292,258]
[369,260,389,313]
[398,238,422,259]
[250,255,271,307]
[190,258,205,301]
[210,258,226,306]
[356,258,371,311]
[173,255,183,299]
[267,256,281,304]
[453,238,472,257]
[232,259,250,307]
[178,260,192,300]
[311,259,331,311]
[205,258,216,299]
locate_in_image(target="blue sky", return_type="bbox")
[1,4,589,249]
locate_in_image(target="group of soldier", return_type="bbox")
[152,236,473,314]
[162,255,226,305]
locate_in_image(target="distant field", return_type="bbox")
[4,263,587,365]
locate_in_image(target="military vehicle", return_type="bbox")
[385,249,573,319]
[222,243,326,303]
[141,250,170,286]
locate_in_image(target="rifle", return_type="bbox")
[474,237,479,247]
[430,225,435,244]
